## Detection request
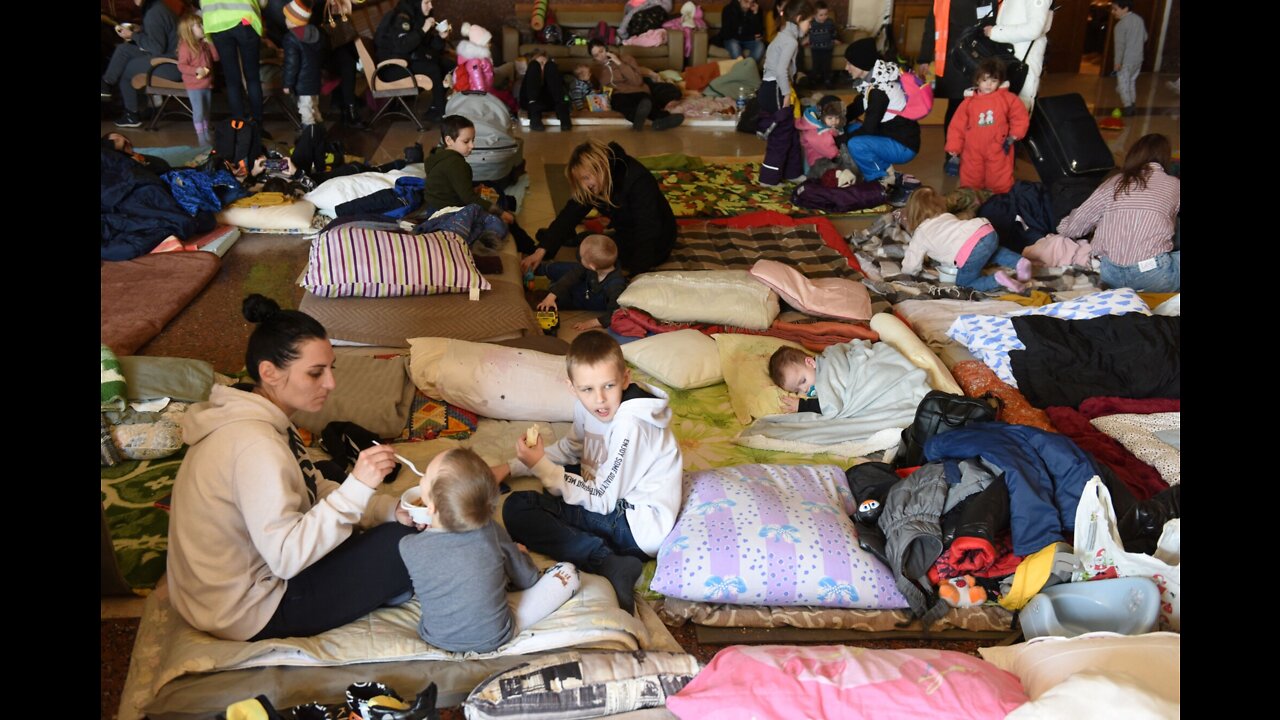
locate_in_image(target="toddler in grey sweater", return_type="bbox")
[398,448,580,653]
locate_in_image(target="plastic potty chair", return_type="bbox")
[1020,577,1160,640]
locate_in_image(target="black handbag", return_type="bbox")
[893,391,1002,469]
[947,23,1031,94]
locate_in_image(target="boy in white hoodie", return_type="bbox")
[493,331,683,613]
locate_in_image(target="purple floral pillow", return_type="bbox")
[650,464,907,608]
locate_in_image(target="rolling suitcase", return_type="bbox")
[1021,93,1115,184]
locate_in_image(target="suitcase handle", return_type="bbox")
[1023,135,1043,161]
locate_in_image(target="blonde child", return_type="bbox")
[398,448,581,653]
[493,331,683,613]
[758,0,815,186]
[900,186,1031,293]
[536,234,629,332]
[944,59,1029,194]
[176,13,219,145]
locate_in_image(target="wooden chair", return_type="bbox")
[131,57,192,131]
[353,36,435,131]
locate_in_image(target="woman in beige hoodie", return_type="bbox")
[167,294,417,641]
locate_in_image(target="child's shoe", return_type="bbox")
[993,270,1026,293]
[1015,257,1033,282]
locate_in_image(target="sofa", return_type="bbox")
[692,7,874,74]
[503,2,685,72]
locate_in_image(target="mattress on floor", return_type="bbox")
[300,278,538,347]
[658,597,1013,632]
[118,422,683,720]
[101,252,222,356]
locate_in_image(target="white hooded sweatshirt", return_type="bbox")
[508,383,683,555]
[167,384,398,640]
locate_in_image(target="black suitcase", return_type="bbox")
[1021,93,1115,183]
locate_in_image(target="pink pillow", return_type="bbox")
[749,259,873,321]
[667,645,1028,720]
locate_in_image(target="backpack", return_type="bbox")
[588,20,617,46]
[211,118,263,175]
[892,391,1002,470]
[896,69,934,121]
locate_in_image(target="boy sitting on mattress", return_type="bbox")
[492,331,683,614]
[534,234,629,333]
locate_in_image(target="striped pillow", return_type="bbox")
[301,225,492,298]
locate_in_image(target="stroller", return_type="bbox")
[444,91,524,183]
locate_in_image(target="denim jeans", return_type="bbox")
[843,122,918,181]
[1099,251,1180,293]
[724,38,765,63]
[502,490,649,570]
[956,231,1024,292]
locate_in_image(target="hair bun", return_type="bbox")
[242,294,282,324]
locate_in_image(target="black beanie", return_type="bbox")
[844,38,880,73]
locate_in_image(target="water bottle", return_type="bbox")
[736,89,747,112]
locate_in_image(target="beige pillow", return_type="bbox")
[979,632,1180,703]
[622,329,723,390]
[291,355,415,439]
[869,313,961,394]
[617,269,780,330]
[713,333,809,425]
[216,199,317,231]
[407,337,577,421]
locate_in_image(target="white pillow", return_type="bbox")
[216,199,316,230]
[617,269,780,330]
[1006,672,1179,720]
[303,167,427,217]
[407,337,577,421]
[621,329,723,389]
[870,313,962,394]
[979,632,1180,703]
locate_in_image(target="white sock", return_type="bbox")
[511,562,580,634]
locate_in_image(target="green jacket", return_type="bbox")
[423,147,498,213]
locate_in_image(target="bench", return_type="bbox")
[504,3,685,72]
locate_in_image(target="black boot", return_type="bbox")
[556,101,572,131]
[527,102,546,131]
[342,104,369,130]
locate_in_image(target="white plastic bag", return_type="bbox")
[1073,477,1180,631]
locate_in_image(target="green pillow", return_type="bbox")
[704,58,762,98]
[101,344,127,412]
[119,356,216,403]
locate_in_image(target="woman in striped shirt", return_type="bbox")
[1057,134,1180,292]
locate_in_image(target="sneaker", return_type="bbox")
[100,80,114,100]
[651,112,684,131]
[944,155,961,176]
[631,96,653,130]
[993,270,1026,293]
[786,174,808,184]
[1015,257,1033,282]
[114,112,142,128]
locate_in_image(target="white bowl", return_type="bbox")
[400,487,433,525]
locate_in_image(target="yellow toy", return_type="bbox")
[536,310,559,335]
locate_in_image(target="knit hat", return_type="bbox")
[844,38,879,73]
[284,0,315,41]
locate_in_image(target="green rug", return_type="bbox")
[101,448,185,592]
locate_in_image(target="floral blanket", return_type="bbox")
[653,163,890,218]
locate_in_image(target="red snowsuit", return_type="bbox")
[944,86,1029,194]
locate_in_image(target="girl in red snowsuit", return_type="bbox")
[944,59,1029,194]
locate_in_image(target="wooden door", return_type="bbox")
[1043,0,1087,73]
[891,0,933,64]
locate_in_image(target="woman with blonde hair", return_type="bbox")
[520,140,676,276]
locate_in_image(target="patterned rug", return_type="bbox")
[657,220,862,280]
[545,161,890,220]
[102,449,185,593]
[652,162,890,219]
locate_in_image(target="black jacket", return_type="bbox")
[101,149,215,261]
[919,0,991,99]
[538,142,676,275]
[375,0,445,64]
[717,1,763,44]
[846,88,922,154]
[135,0,179,59]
